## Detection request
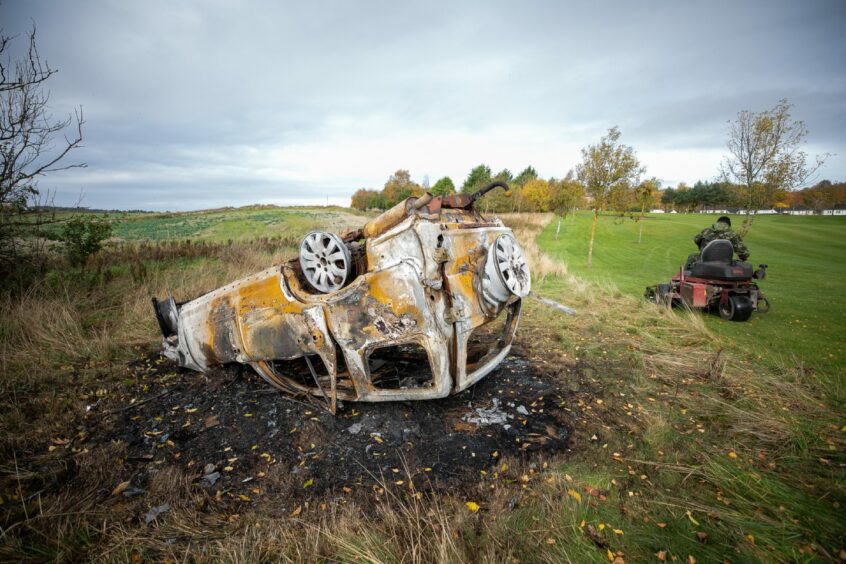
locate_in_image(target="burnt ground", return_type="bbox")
[61,339,590,515]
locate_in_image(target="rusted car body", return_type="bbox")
[153,183,530,408]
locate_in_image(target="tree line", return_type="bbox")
[351,166,588,215]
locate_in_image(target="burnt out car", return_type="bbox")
[152,182,530,410]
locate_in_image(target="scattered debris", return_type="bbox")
[143,503,170,524]
[532,295,577,316]
[462,398,510,426]
[81,344,583,502]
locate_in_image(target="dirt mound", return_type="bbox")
[82,344,579,510]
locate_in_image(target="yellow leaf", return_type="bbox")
[566,488,582,502]
[290,505,302,517]
[239,494,250,501]
[746,533,755,543]
[598,523,606,530]
[613,529,624,535]
[465,501,480,512]
[303,478,314,488]
[243,413,253,418]
[223,466,234,472]
[546,538,556,545]
[607,548,614,561]
[111,480,130,496]
[685,511,700,526]
[728,451,738,459]
[185,407,197,413]
[657,522,667,528]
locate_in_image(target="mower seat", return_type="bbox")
[690,261,753,280]
[691,239,753,280]
[699,239,733,262]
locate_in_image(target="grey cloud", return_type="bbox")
[2,0,845,210]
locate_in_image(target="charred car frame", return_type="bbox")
[153,182,530,411]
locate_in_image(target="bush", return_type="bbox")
[61,217,112,267]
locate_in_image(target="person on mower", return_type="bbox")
[685,216,749,270]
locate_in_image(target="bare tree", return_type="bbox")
[1,25,85,275]
[721,99,828,234]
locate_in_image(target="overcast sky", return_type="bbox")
[3,0,845,210]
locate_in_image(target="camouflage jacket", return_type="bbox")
[694,222,749,260]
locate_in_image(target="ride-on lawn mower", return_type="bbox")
[645,239,769,321]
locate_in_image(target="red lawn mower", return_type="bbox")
[645,239,769,321]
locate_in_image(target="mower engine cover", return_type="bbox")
[152,184,530,406]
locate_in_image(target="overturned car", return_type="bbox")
[152,182,530,410]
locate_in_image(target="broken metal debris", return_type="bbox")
[153,182,531,409]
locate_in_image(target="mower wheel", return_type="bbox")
[649,283,672,305]
[719,294,753,321]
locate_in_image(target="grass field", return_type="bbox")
[1,209,843,562]
[46,205,370,243]
[537,212,846,376]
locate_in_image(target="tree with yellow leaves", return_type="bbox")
[576,127,643,267]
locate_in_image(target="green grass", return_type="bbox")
[110,206,368,242]
[537,212,846,376]
[39,206,369,243]
[3,208,843,561]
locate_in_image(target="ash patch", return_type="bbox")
[84,349,576,508]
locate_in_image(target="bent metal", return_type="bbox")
[152,182,531,411]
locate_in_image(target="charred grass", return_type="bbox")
[0,212,843,562]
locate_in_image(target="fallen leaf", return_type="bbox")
[607,549,614,561]
[465,501,480,512]
[586,524,609,548]
[567,489,582,502]
[655,550,667,561]
[657,522,667,528]
[203,415,220,429]
[685,511,700,526]
[696,531,707,543]
[584,485,607,500]
[238,494,250,501]
[546,538,556,545]
[111,480,131,496]
[613,528,624,535]
[303,478,314,488]
[727,451,737,459]
[686,556,696,564]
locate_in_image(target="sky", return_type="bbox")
[2,0,845,211]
